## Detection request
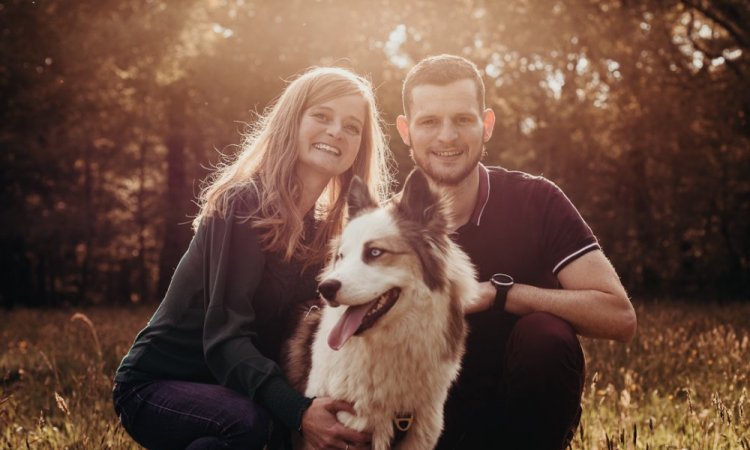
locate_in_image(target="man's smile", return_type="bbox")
[432,149,463,157]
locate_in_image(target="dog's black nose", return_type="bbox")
[318,279,341,302]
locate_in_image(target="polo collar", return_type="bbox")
[469,163,491,226]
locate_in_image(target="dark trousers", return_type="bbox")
[436,312,586,450]
[113,379,272,450]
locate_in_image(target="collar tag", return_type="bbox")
[394,414,414,432]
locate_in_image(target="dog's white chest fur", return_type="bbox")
[308,284,461,435]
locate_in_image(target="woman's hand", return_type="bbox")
[300,397,371,450]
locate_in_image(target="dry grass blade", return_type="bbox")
[38,350,62,391]
[54,392,70,416]
[70,312,104,365]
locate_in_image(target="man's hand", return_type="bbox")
[301,397,371,450]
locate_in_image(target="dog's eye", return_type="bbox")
[368,248,384,258]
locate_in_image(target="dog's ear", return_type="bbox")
[397,169,450,291]
[347,175,378,219]
[397,169,447,229]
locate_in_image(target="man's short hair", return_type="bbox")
[402,54,486,116]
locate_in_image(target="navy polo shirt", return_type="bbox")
[451,164,599,402]
[456,164,599,284]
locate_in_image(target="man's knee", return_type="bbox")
[501,313,586,449]
[506,311,584,373]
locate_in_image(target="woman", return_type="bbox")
[113,67,393,450]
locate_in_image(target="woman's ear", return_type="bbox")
[396,115,411,146]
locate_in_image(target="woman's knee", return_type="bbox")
[223,402,272,449]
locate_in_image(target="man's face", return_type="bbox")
[397,79,494,186]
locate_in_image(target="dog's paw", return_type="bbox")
[336,410,368,432]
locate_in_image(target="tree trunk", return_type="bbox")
[157,84,192,300]
[137,140,149,303]
[78,141,95,304]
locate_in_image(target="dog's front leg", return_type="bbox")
[370,422,394,450]
[394,408,443,450]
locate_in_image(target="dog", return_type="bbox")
[285,169,479,450]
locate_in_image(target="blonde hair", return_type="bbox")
[194,67,393,266]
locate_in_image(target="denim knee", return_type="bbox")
[222,401,272,450]
[185,436,225,450]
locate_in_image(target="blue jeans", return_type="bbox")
[113,380,272,450]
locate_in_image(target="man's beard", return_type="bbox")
[411,146,485,187]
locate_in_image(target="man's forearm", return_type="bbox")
[471,280,635,342]
[504,283,636,342]
[467,251,636,342]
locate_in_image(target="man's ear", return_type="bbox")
[396,115,411,146]
[482,108,496,143]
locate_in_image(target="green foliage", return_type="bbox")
[1,303,748,448]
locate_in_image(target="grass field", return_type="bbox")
[1,301,748,449]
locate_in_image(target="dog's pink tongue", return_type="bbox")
[328,303,372,350]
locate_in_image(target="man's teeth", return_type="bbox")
[313,143,341,156]
[434,150,462,157]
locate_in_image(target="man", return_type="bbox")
[396,54,637,449]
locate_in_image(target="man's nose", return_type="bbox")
[437,120,458,142]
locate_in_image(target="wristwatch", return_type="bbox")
[490,273,514,311]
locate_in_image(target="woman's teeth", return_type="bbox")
[313,143,341,156]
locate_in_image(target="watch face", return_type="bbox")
[491,273,514,287]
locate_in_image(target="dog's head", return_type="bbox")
[318,169,454,350]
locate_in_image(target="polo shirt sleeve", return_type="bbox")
[200,195,312,430]
[538,179,600,275]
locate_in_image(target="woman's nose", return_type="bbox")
[326,121,342,137]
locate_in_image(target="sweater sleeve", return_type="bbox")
[200,197,312,430]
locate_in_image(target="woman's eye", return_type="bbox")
[345,124,361,134]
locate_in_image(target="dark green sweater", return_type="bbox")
[115,188,318,431]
